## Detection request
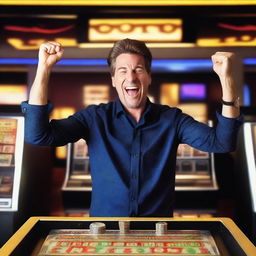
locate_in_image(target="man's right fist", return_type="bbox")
[38,41,64,67]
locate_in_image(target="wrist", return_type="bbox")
[222,97,240,108]
[38,62,53,70]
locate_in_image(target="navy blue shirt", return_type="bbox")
[21,100,243,217]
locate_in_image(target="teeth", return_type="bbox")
[125,87,138,90]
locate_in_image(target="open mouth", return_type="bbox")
[125,86,140,97]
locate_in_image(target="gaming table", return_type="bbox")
[1,217,256,255]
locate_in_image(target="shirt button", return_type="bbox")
[131,197,135,201]
[23,107,27,112]
[133,154,139,158]
[132,175,137,179]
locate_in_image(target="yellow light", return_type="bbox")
[197,37,256,46]
[89,19,182,42]
[241,35,252,41]
[1,1,256,6]
[0,85,27,105]
[55,38,77,46]
[83,85,110,107]
[160,83,179,107]
[7,38,40,50]
[50,107,75,120]
[7,38,77,50]
[178,103,208,122]
[78,42,195,48]
[56,146,67,160]
[8,38,195,50]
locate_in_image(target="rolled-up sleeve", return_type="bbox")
[177,111,244,153]
[21,101,89,146]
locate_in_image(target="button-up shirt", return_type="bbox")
[21,100,243,217]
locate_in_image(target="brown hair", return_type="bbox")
[107,38,152,75]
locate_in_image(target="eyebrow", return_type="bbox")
[117,65,144,70]
[117,67,127,71]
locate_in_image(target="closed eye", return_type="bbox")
[117,68,127,74]
[135,67,144,73]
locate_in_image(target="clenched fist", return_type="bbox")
[211,52,235,80]
[38,41,64,67]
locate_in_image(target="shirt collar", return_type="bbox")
[115,98,159,124]
[115,100,125,117]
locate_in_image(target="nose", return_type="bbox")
[126,70,137,82]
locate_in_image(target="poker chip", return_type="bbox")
[156,221,168,235]
[89,222,106,234]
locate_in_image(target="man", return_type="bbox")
[22,38,243,217]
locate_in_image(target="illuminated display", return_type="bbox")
[197,37,256,46]
[3,17,78,50]
[197,19,256,46]
[180,83,206,101]
[1,0,255,5]
[2,15,256,49]
[160,83,179,107]
[7,38,77,50]
[0,85,27,105]
[178,103,207,122]
[89,19,182,42]
[50,107,75,120]
[0,116,24,211]
[83,85,110,106]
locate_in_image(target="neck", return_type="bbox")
[120,99,148,123]
[127,108,143,123]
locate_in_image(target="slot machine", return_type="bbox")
[0,114,24,246]
[62,139,91,216]
[174,142,218,217]
[234,121,256,245]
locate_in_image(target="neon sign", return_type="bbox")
[89,19,182,42]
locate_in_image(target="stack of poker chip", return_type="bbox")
[118,221,130,234]
[89,222,106,234]
[155,221,168,235]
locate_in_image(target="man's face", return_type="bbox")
[112,53,151,111]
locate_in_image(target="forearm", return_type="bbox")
[22,102,88,146]
[179,112,243,153]
[219,76,240,118]
[28,41,63,105]
[28,64,51,105]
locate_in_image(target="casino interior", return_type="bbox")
[0,0,256,254]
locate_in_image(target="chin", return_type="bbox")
[126,101,142,109]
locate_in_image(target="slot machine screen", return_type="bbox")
[62,139,91,191]
[0,116,24,211]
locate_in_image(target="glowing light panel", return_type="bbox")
[180,83,206,101]
[160,83,179,107]
[0,58,213,72]
[83,85,110,106]
[0,85,27,105]
[89,19,182,42]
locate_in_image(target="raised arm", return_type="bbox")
[211,52,240,118]
[29,41,64,105]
